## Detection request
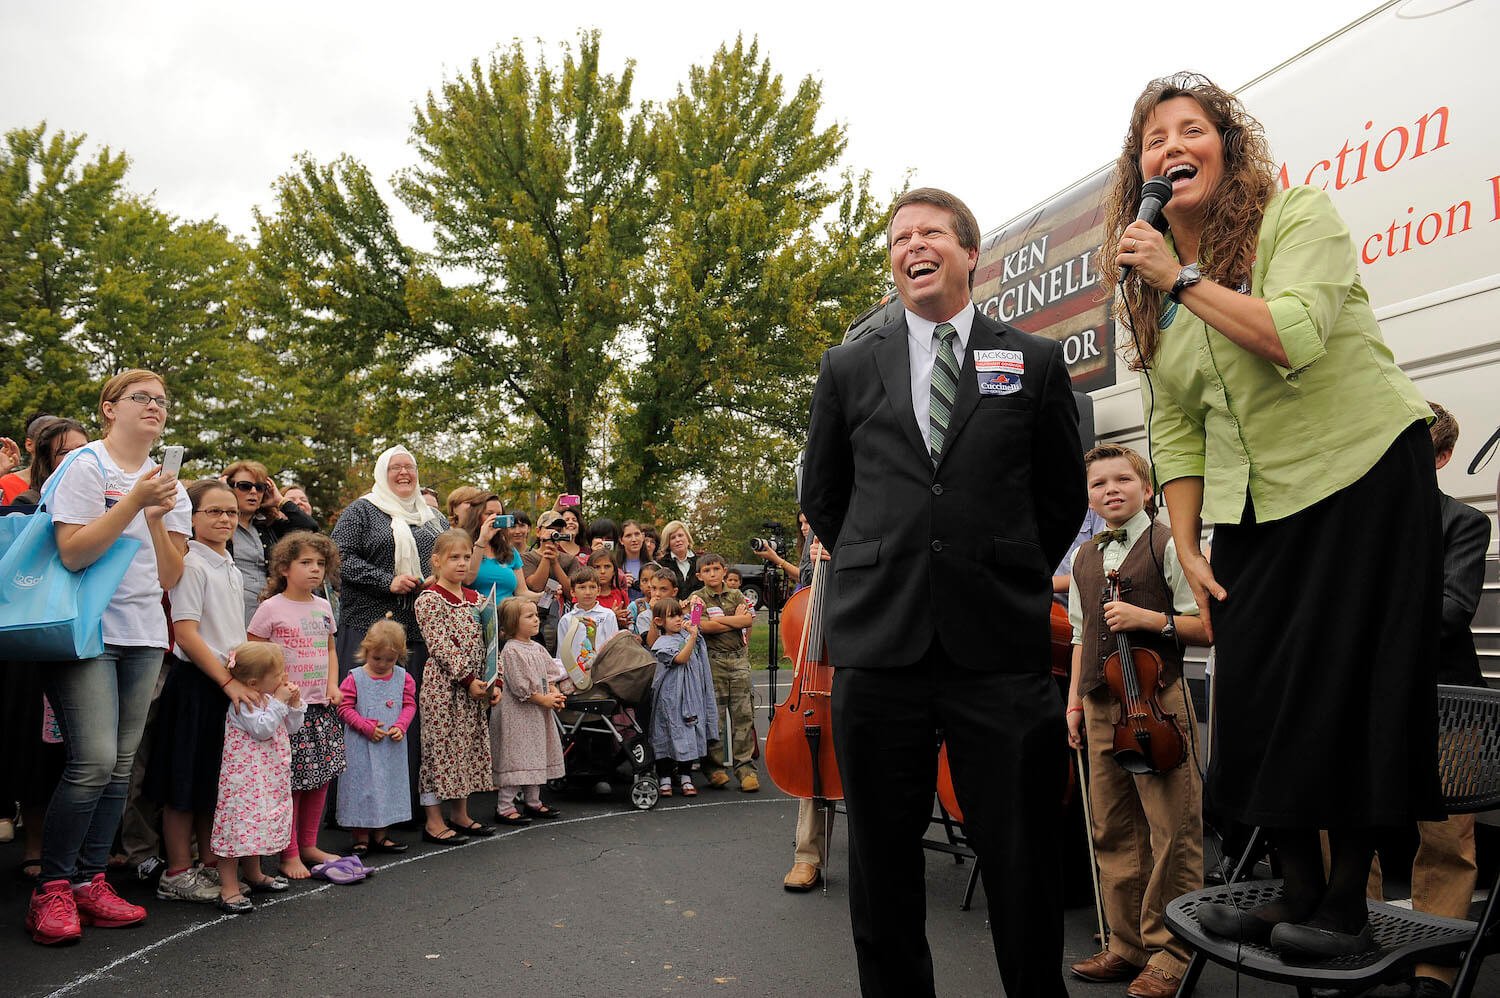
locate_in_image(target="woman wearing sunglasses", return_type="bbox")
[222,460,320,625]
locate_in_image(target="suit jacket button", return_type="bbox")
[931,483,944,495]
[931,540,943,552]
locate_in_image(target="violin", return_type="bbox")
[764,555,843,801]
[1100,569,1185,775]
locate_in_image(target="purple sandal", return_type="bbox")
[331,854,377,878]
[309,859,365,885]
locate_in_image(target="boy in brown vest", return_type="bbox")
[1065,444,1210,998]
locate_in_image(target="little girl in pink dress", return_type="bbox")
[209,643,304,914]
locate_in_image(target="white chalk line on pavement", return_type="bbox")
[44,796,791,998]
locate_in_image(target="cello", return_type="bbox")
[1100,569,1185,774]
[764,555,842,802]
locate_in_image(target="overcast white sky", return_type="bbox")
[2,0,1379,250]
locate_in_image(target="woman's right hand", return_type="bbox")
[0,437,19,476]
[128,467,179,519]
[224,678,267,714]
[389,574,421,595]
[476,516,498,548]
[1177,548,1226,641]
[370,723,387,742]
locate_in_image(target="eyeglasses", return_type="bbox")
[117,392,171,410]
[230,480,269,493]
[195,507,238,519]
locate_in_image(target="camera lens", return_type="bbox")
[750,538,767,551]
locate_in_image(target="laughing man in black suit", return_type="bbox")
[802,188,1085,997]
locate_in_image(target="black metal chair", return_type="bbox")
[1164,684,1500,997]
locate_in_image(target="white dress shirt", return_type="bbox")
[905,302,976,453]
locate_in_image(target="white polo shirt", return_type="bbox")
[171,540,248,664]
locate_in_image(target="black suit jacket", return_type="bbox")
[802,309,1086,672]
[1438,491,1490,686]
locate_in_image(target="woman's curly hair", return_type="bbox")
[1100,72,1278,368]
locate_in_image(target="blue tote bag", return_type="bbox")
[0,449,141,662]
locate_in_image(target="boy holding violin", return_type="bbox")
[1065,444,1209,998]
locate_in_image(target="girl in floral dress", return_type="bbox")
[414,530,499,844]
[209,643,303,914]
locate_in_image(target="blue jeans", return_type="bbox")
[41,645,165,883]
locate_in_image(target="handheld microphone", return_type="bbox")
[1118,175,1173,281]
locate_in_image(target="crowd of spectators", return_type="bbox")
[0,367,780,944]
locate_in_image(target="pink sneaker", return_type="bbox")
[72,873,146,928]
[27,880,82,945]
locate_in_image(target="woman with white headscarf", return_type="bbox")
[330,447,446,820]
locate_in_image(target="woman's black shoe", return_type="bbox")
[494,811,532,827]
[448,820,495,837]
[1269,920,1375,958]
[1197,902,1276,944]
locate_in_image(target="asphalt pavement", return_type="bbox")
[6,777,1494,996]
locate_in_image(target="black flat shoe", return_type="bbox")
[421,828,468,845]
[1269,920,1375,958]
[448,820,495,837]
[494,811,532,827]
[1197,902,1276,944]
[522,803,562,819]
[369,837,408,854]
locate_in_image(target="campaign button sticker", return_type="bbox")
[979,371,1023,396]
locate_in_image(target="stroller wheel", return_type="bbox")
[630,776,660,811]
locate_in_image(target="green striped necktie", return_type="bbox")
[929,321,959,465]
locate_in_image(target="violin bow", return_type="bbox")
[1075,747,1110,949]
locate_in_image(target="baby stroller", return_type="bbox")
[552,634,661,809]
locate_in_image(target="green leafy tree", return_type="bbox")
[0,124,127,432]
[1,125,293,481]
[250,153,443,517]
[84,197,300,478]
[605,36,889,513]
[396,31,655,497]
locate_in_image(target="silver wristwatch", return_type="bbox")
[1170,263,1202,299]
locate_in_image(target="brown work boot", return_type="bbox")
[706,770,731,789]
[1126,965,1182,998]
[783,862,821,892]
[738,771,760,793]
[1069,950,1142,982]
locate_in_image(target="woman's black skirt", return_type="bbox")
[142,658,228,813]
[1207,419,1443,828]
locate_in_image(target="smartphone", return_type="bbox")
[493,514,515,529]
[558,494,581,508]
[538,577,562,611]
[159,445,184,478]
[690,603,703,628]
